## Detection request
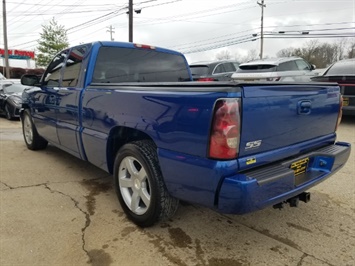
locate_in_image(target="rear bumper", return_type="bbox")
[218,142,351,214]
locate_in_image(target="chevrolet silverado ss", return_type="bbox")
[20,41,351,227]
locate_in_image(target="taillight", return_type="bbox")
[198,78,216,82]
[335,95,343,131]
[209,98,241,159]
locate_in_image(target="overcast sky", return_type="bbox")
[1,0,354,68]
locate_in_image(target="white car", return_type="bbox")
[231,57,317,82]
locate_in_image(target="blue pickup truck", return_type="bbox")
[20,41,351,227]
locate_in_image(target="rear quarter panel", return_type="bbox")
[80,85,241,171]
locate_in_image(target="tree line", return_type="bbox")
[216,39,355,68]
[277,39,354,68]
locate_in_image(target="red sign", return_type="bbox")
[0,48,35,59]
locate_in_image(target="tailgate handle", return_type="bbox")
[298,100,312,115]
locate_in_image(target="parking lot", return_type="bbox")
[0,117,354,266]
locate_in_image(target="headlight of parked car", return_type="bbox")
[8,96,22,105]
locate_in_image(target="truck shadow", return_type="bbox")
[341,115,355,125]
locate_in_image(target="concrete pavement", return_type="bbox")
[0,117,354,266]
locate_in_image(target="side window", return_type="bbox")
[213,64,226,74]
[224,63,236,72]
[295,60,311,71]
[277,61,298,71]
[62,45,88,87]
[43,50,68,87]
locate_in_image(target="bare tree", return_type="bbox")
[275,39,354,68]
[244,49,259,62]
[215,50,232,60]
[233,51,243,63]
[333,38,348,61]
[301,40,320,63]
[346,40,355,59]
[277,47,296,58]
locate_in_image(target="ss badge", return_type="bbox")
[245,140,262,150]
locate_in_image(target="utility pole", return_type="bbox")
[2,0,11,78]
[106,25,115,41]
[128,0,133,42]
[257,0,266,59]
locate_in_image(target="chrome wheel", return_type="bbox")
[23,114,33,145]
[118,156,151,215]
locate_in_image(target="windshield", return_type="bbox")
[189,66,210,76]
[236,64,277,73]
[325,60,355,76]
[4,84,26,94]
[93,47,191,83]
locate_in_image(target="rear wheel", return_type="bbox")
[113,140,179,227]
[22,109,48,150]
[5,104,12,120]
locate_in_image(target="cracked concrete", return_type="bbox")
[43,184,92,263]
[0,185,88,265]
[0,117,354,266]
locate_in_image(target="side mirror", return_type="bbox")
[311,64,316,70]
[21,74,40,86]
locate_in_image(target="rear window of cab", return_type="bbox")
[93,47,191,83]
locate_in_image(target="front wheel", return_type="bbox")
[113,140,179,227]
[22,109,48,150]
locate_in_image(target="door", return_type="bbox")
[295,59,314,82]
[212,63,237,81]
[277,60,301,81]
[56,45,90,158]
[32,50,68,144]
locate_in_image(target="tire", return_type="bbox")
[22,109,48,150]
[5,103,12,120]
[113,140,179,227]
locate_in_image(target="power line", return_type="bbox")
[4,0,354,54]
[182,36,258,54]
[167,25,355,53]
[7,1,181,48]
[6,1,116,7]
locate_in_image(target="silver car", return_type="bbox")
[231,57,316,82]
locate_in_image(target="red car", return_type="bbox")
[312,59,355,116]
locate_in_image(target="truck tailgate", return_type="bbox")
[239,83,340,159]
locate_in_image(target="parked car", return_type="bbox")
[0,83,28,120]
[189,60,239,81]
[312,68,327,76]
[231,57,316,82]
[0,79,15,90]
[312,58,355,116]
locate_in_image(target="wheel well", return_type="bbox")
[107,126,154,174]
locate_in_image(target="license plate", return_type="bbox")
[343,97,349,106]
[290,158,309,176]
